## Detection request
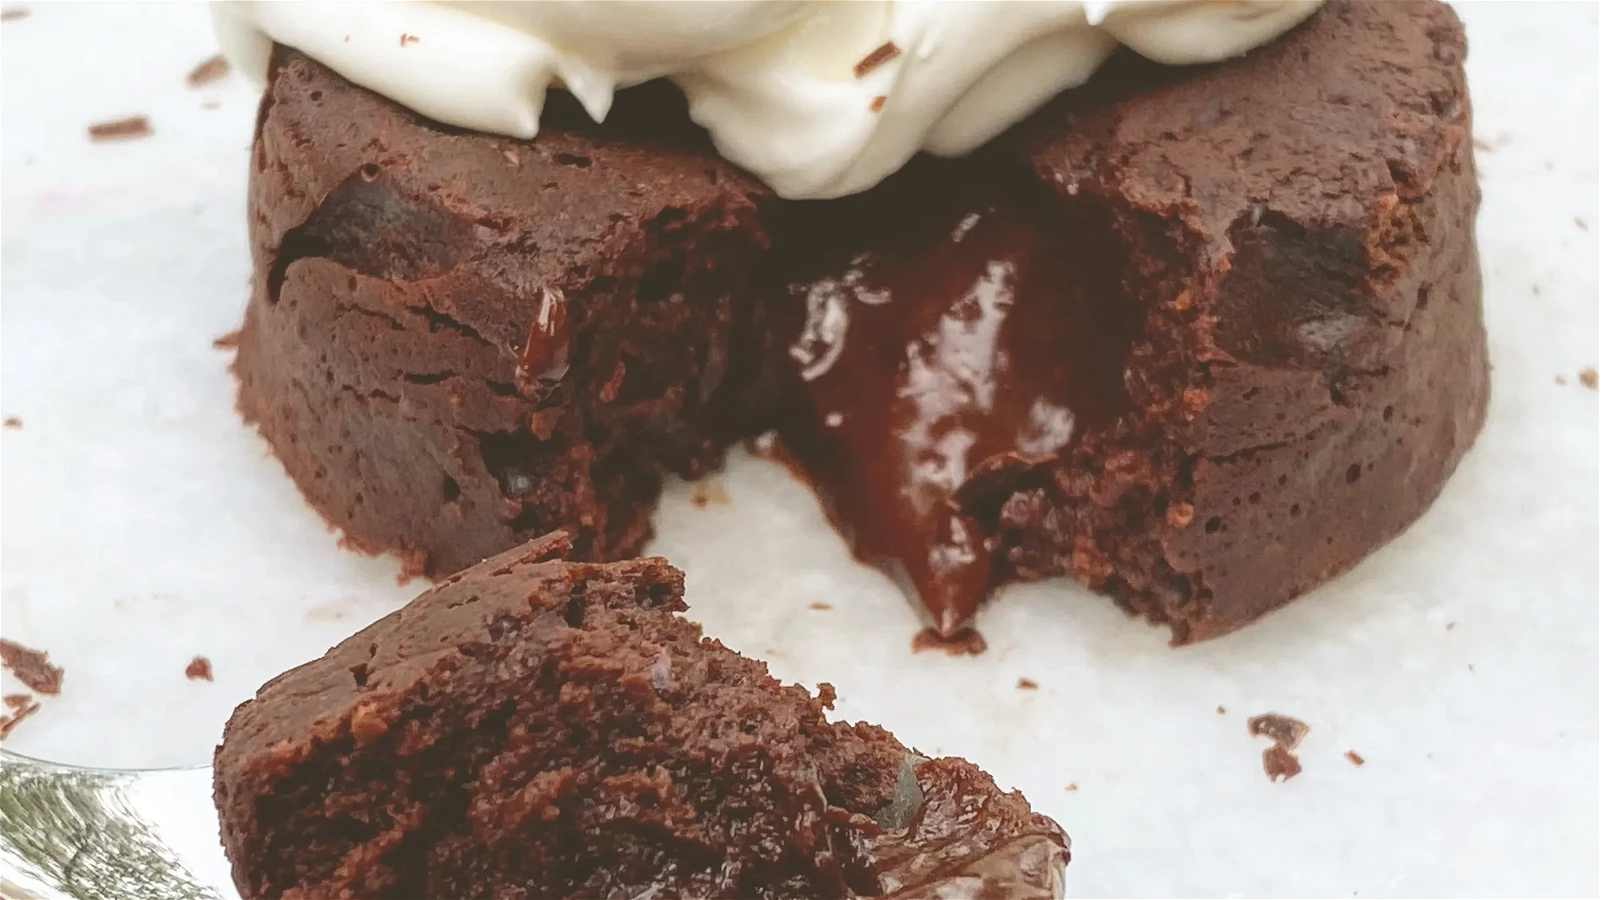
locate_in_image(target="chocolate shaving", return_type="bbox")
[88,116,151,142]
[3,416,19,429]
[0,696,40,739]
[1345,750,1365,767]
[185,54,230,88]
[185,656,214,681]
[3,693,32,711]
[809,602,831,611]
[0,638,62,694]
[853,41,901,78]
[1016,678,1039,691]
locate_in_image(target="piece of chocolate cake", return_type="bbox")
[235,54,766,576]
[233,0,1486,641]
[213,533,1068,899]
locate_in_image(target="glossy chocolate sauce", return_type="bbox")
[761,172,1135,634]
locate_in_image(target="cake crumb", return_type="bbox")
[3,416,19,429]
[1249,712,1308,783]
[1016,678,1039,691]
[502,149,520,167]
[201,99,221,110]
[0,638,62,695]
[1445,621,1455,631]
[1557,374,1569,386]
[869,95,887,113]
[1262,744,1302,782]
[690,480,730,508]
[213,330,240,349]
[911,627,987,657]
[89,115,152,142]
[1248,713,1309,749]
[853,41,901,78]
[185,656,214,681]
[0,695,40,740]
[400,32,419,47]
[185,54,231,88]
[1471,137,1492,153]
[809,602,831,611]
[1577,216,1590,232]
[1345,750,1366,767]
[0,7,27,21]
[1216,705,1227,715]
[1579,367,1597,390]
[1064,783,1078,792]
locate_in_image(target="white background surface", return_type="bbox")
[1,3,1596,897]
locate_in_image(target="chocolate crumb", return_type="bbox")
[0,7,27,21]
[911,627,987,657]
[869,95,887,113]
[1579,367,1597,390]
[853,41,901,78]
[1345,750,1365,767]
[88,115,152,142]
[1262,744,1302,782]
[1249,712,1308,783]
[1445,621,1455,631]
[185,54,231,88]
[400,33,419,47]
[0,696,40,740]
[809,602,831,611]
[0,639,62,695]
[1216,705,1227,715]
[1248,712,1309,750]
[3,693,31,711]
[1064,783,1078,792]
[3,416,19,429]
[689,480,730,508]
[1577,216,1590,232]
[185,656,214,682]
[1016,678,1039,691]
[213,330,240,350]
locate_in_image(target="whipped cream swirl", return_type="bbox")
[214,0,1322,199]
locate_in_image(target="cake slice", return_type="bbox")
[213,533,1068,899]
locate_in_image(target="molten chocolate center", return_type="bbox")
[763,172,1135,633]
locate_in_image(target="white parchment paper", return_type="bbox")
[1,4,1595,896]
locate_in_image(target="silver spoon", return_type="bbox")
[0,749,238,900]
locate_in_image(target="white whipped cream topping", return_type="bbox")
[214,0,1322,199]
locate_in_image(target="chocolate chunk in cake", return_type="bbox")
[214,533,1068,899]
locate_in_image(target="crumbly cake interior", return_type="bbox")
[215,537,1067,899]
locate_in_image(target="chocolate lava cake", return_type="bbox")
[214,533,1068,899]
[234,1,1487,642]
